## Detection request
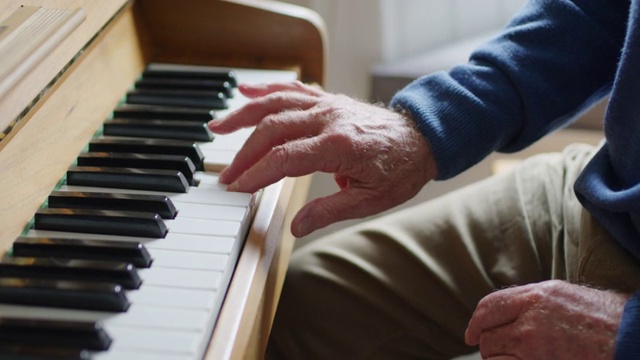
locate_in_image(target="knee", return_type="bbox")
[267,247,336,358]
[276,246,332,317]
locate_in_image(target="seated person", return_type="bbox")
[209,0,640,358]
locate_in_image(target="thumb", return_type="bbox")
[291,187,381,237]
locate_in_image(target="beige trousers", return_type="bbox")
[267,144,640,359]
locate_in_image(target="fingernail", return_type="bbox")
[226,182,239,191]
[295,215,313,237]
[207,121,217,128]
[218,167,235,185]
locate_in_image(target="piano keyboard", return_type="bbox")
[0,64,297,360]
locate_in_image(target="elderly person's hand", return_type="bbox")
[208,81,436,237]
[465,280,630,359]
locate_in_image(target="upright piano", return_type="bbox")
[0,0,326,359]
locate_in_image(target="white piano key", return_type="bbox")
[56,184,251,222]
[233,67,298,87]
[105,325,202,354]
[194,172,222,185]
[95,350,197,360]
[94,350,195,360]
[27,229,237,254]
[201,150,237,172]
[190,176,228,191]
[201,149,237,168]
[0,274,220,357]
[138,267,223,290]
[201,128,253,151]
[143,233,236,253]
[149,249,228,271]
[165,217,241,237]
[109,306,211,331]
[167,187,254,207]
[126,285,216,310]
[58,184,255,207]
[31,208,240,243]
[0,303,210,331]
[171,201,248,222]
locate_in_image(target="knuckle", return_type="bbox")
[260,113,284,128]
[267,144,291,174]
[246,96,270,111]
[267,91,291,104]
[324,131,354,151]
[540,279,566,296]
[270,144,289,161]
[291,80,306,90]
[526,289,545,306]
[255,112,294,138]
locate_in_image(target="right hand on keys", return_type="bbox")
[208,81,437,237]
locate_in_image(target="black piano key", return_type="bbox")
[144,63,238,87]
[113,104,215,122]
[0,344,91,360]
[104,118,214,142]
[0,257,142,290]
[35,208,167,239]
[0,317,111,351]
[48,190,178,219]
[88,137,205,170]
[0,278,129,312]
[76,152,196,186]
[67,166,190,193]
[126,89,228,110]
[135,77,234,98]
[13,237,153,268]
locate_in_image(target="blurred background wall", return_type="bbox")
[282,0,525,98]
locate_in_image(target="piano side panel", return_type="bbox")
[134,0,327,85]
[0,3,147,251]
[254,174,313,357]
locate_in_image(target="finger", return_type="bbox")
[291,186,397,237]
[225,135,340,193]
[477,322,528,360]
[238,80,324,98]
[466,286,531,345]
[478,325,516,359]
[219,110,325,184]
[208,91,319,134]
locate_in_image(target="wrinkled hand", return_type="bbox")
[465,280,630,360]
[208,81,437,237]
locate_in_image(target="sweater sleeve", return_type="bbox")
[615,292,640,359]
[390,0,627,179]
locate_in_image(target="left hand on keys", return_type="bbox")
[465,280,630,359]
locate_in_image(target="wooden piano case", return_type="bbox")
[0,0,326,358]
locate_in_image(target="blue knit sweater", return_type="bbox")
[390,0,640,357]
